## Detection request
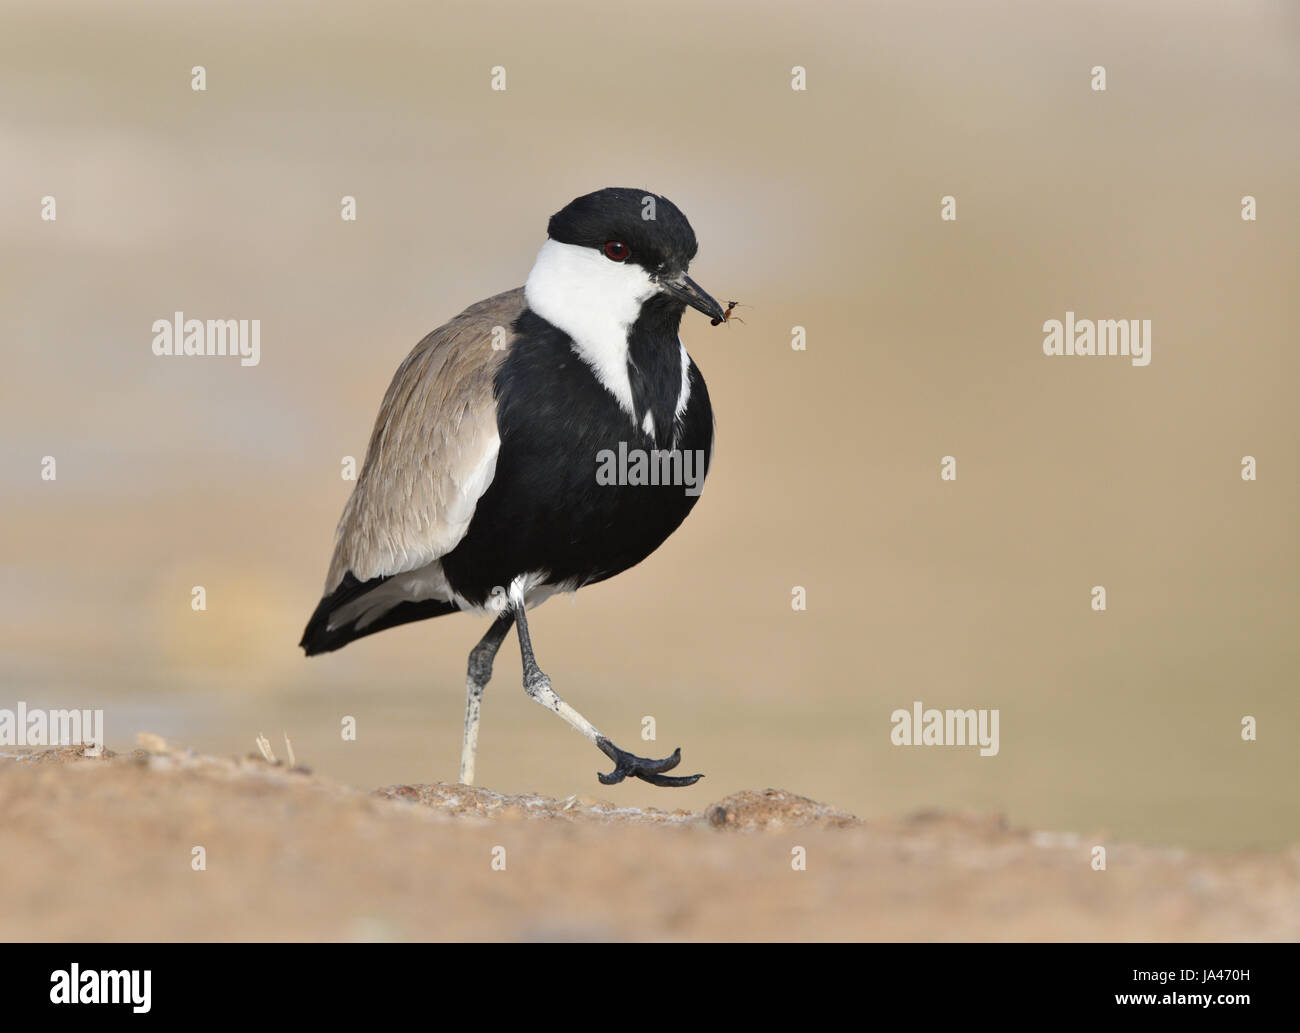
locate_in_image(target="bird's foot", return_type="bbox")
[595,737,703,787]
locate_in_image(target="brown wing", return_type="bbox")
[323,287,526,593]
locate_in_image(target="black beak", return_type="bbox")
[660,275,727,325]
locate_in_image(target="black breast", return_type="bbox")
[438,309,713,605]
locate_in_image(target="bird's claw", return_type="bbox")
[595,737,703,787]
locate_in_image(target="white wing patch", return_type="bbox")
[435,437,500,546]
[330,560,459,630]
[333,565,576,631]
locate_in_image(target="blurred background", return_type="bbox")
[2,0,1296,851]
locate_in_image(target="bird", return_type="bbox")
[300,187,729,788]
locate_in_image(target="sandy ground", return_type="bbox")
[1,740,1296,942]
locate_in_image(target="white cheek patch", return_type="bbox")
[525,239,656,420]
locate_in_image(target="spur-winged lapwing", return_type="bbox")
[300,188,729,787]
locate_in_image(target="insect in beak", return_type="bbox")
[711,301,741,327]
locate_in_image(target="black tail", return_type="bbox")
[299,571,460,656]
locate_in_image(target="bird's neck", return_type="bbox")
[626,296,690,444]
[524,240,654,420]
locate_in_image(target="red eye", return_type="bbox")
[603,240,630,262]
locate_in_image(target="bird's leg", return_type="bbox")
[511,594,703,788]
[459,610,514,785]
